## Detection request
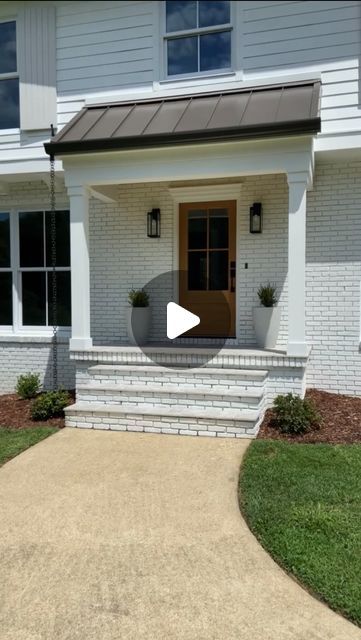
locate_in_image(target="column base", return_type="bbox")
[69,337,93,350]
[287,341,309,357]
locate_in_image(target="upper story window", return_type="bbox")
[165,1,232,77]
[0,20,19,130]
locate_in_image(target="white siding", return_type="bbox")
[0,1,361,161]
[56,1,154,97]
[242,0,361,134]
[18,5,57,130]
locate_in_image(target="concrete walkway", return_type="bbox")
[0,429,359,640]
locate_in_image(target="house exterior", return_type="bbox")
[0,0,360,437]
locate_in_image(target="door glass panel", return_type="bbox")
[22,272,46,325]
[209,251,228,290]
[188,212,207,249]
[188,251,207,290]
[0,212,10,267]
[0,272,12,324]
[19,212,44,267]
[209,209,228,248]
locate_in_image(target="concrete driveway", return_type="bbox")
[0,428,359,640]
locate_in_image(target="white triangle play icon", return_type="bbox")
[167,302,200,339]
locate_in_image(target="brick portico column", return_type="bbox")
[67,185,92,350]
[286,172,309,357]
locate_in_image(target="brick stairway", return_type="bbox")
[65,362,268,438]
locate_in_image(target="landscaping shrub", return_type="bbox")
[16,373,41,399]
[128,288,149,307]
[257,282,277,307]
[273,393,320,435]
[31,390,70,421]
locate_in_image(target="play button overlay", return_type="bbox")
[167,302,200,339]
[128,270,230,368]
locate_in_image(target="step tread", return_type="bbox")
[89,364,268,379]
[78,382,264,399]
[65,402,259,423]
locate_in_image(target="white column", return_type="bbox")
[287,173,308,357]
[67,185,92,350]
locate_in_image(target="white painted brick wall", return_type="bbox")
[0,341,75,393]
[89,176,289,346]
[89,183,174,343]
[1,166,361,398]
[306,162,361,395]
[238,174,289,347]
[0,181,75,393]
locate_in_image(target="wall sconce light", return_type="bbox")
[250,202,262,234]
[147,208,161,238]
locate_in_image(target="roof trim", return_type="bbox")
[45,118,321,156]
[45,81,321,157]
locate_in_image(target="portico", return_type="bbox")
[44,81,320,435]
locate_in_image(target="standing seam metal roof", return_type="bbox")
[45,80,321,156]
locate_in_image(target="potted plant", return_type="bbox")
[126,288,151,345]
[253,282,281,349]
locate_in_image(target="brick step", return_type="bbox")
[65,402,261,438]
[77,382,263,410]
[88,365,267,389]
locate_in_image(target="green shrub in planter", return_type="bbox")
[257,282,278,307]
[31,390,70,421]
[273,393,321,435]
[128,288,149,307]
[16,373,41,399]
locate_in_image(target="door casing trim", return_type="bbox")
[169,184,242,341]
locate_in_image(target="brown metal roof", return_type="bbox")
[45,80,321,156]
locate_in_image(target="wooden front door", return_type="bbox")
[179,200,236,337]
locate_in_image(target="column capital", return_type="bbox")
[66,184,90,198]
[286,171,311,188]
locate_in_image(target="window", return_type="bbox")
[0,20,19,130]
[164,1,232,77]
[0,210,71,331]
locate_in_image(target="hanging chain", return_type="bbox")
[50,124,58,390]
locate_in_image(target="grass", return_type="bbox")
[239,440,361,626]
[0,427,57,467]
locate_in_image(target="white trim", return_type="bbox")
[0,17,19,132]
[63,137,314,186]
[168,183,243,203]
[85,71,321,106]
[160,0,235,82]
[88,186,118,204]
[0,208,71,333]
[169,183,242,340]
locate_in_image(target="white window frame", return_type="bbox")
[161,0,235,81]
[0,209,71,337]
[0,17,20,134]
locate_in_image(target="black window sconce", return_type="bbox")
[147,208,161,238]
[250,202,262,234]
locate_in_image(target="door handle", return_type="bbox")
[230,261,236,292]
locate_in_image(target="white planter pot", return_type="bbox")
[253,306,282,349]
[126,307,151,346]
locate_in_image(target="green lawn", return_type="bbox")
[239,440,361,626]
[0,427,57,467]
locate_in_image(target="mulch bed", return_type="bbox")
[258,389,361,444]
[0,392,75,430]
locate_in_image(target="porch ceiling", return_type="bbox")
[45,80,321,157]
